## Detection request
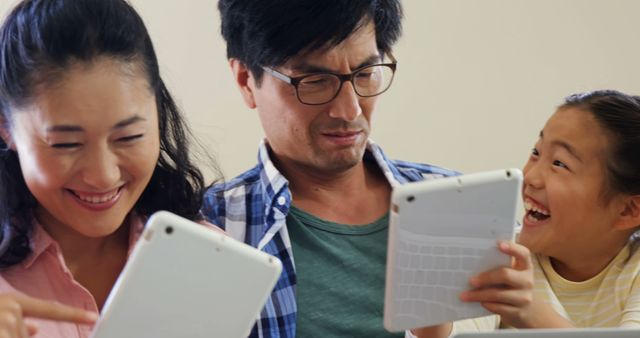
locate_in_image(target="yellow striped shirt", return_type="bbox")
[451,239,640,334]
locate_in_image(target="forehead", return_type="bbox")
[285,21,379,70]
[543,107,611,159]
[27,59,154,120]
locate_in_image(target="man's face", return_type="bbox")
[247,22,381,174]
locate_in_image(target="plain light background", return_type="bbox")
[2,0,640,182]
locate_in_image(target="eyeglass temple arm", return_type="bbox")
[386,51,397,64]
[262,67,292,84]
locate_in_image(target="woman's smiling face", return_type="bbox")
[5,59,160,238]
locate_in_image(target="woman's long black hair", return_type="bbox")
[0,0,211,268]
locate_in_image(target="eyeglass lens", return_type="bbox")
[296,65,394,104]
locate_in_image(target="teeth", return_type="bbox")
[524,200,550,216]
[73,190,119,204]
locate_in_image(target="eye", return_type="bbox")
[553,159,569,170]
[51,143,82,149]
[118,134,144,142]
[302,79,327,85]
[356,71,375,78]
[530,147,539,156]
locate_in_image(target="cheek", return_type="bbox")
[360,98,376,120]
[125,138,160,181]
[16,147,72,192]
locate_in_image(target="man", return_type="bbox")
[203,1,456,337]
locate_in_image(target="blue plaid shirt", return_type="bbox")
[202,140,458,338]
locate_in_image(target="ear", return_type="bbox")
[229,58,257,109]
[613,195,640,231]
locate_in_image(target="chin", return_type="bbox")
[323,156,361,173]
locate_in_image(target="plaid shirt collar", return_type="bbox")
[253,138,415,248]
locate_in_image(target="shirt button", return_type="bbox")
[277,196,286,206]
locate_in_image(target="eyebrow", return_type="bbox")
[46,115,146,133]
[539,130,583,162]
[289,54,383,74]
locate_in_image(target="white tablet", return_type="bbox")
[384,169,523,332]
[452,328,640,338]
[91,211,282,338]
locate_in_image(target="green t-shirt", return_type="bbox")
[288,206,403,338]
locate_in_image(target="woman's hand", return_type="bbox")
[0,293,98,337]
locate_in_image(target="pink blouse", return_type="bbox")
[0,215,216,338]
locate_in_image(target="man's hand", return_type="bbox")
[0,293,98,338]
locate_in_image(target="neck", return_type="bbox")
[550,237,629,282]
[40,220,129,269]
[35,209,131,310]
[275,154,391,225]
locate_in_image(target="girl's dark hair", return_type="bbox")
[561,90,640,197]
[0,0,210,268]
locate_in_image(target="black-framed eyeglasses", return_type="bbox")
[262,53,397,105]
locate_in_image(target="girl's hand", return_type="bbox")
[459,241,540,328]
[0,293,98,337]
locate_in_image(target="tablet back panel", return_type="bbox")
[384,169,522,331]
[452,328,640,338]
[91,211,282,338]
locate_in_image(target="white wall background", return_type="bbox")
[2,0,640,182]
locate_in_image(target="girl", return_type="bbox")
[413,90,640,337]
[0,0,216,336]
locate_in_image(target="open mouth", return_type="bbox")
[68,187,122,205]
[524,199,551,222]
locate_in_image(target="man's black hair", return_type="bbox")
[218,0,403,81]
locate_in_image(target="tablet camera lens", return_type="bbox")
[165,226,174,235]
[407,196,415,202]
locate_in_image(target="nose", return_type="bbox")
[523,159,544,190]
[327,81,362,121]
[81,144,121,189]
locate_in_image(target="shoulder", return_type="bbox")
[366,141,460,184]
[205,164,263,197]
[201,164,265,228]
[389,159,460,182]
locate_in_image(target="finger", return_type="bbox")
[26,322,38,337]
[498,241,532,271]
[18,316,28,338]
[14,295,97,324]
[481,301,518,317]
[0,327,14,338]
[470,266,533,290]
[0,308,23,337]
[460,287,533,307]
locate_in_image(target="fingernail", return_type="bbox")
[86,312,99,321]
[499,242,509,250]
[459,292,469,301]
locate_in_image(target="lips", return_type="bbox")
[67,186,123,210]
[322,130,361,137]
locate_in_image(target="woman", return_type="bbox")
[0,0,216,336]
